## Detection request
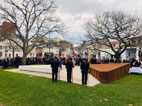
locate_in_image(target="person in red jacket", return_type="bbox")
[65,57,68,64]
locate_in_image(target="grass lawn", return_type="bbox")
[0,71,142,106]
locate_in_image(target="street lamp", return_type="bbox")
[49,33,50,54]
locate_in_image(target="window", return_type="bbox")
[0,36,5,42]
[9,46,11,49]
[129,52,130,57]
[138,39,141,43]
[16,46,19,49]
[5,54,7,58]
[5,46,7,49]
[98,52,100,56]
[131,40,135,43]
[5,50,8,53]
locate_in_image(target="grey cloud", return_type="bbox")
[56,0,142,15]
[56,0,105,14]
[55,0,142,44]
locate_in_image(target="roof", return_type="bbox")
[131,36,142,40]
[0,21,16,36]
[111,42,120,45]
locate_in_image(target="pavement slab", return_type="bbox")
[5,65,100,87]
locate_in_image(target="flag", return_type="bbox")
[59,49,62,70]
[72,49,76,66]
[88,48,90,63]
[88,48,90,74]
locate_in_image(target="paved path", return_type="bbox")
[5,65,100,87]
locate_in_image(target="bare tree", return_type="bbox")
[8,40,19,58]
[0,0,64,64]
[85,11,142,62]
[79,41,87,57]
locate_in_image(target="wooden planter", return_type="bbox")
[90,63,131,83]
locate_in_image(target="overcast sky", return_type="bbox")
[55,0,142,45]
[2,0,142,45]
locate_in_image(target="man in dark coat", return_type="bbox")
[15,56,21,68]
[80,59,90,85]
[51,57,59,82]
[65,58,74,83]
[2,59,8,68]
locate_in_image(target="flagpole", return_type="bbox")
[59,69,60,81]
[58,69,59,81]
[72,68,73,83]
[87,48,90,85]
[72,48,75,83]
[87,70,89,85]
[58,49,62,81]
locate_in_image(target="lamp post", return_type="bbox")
[49,33,50,54]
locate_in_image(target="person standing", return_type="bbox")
[65,58,74,83]
[80,59,90,85]
[15,55,20,68]
[51,57,59,82]
[65,57,68,65]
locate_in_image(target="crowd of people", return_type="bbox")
[0,56,21,68]
[0,56,141,68]
[130,58,141,67]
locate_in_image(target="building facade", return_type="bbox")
[0,22,73,59]
[0,37,73,59]
[96,36,142,60]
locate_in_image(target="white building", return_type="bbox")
[97,36,142,61]
[0,34,74,59]
[0,38,37,59]
[0,21,73,59]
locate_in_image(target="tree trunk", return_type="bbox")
[12,50,14,59]
[22,52,27,65]
[114,54,121,63]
